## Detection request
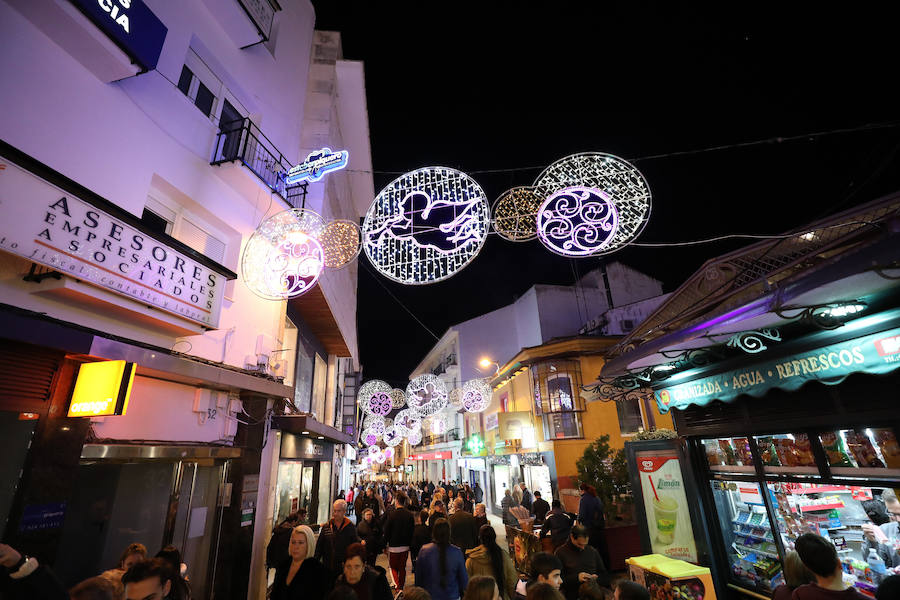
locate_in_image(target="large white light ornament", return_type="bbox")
[358,380,393,416]
[389,388,407,409]
[406,374,449,417]
[537,186,619,257]
[407,428,422,446]
[532,153,651,256]
[362,167,491,284]
[361,428,380,447]
[320,219,362,269]
[461,379,491,413]
[241,209,327,299]
[394,408,421,434]
[383,425,403,447]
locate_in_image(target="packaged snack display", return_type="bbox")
[704,440,725,467]
[733,437,753,465]
[718,439,738,466]
[757,436,782,466]
[845,429,885,468]
[820,431,855,467]
[792,434,817,466]
[873,428,900,468]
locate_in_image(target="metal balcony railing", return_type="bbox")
[211,118,307,208]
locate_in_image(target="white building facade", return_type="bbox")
[0,2,370,598]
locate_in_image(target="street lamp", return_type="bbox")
[477,357,500,376]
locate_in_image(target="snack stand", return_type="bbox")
[627,554,717,600]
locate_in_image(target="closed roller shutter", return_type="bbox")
[0,339,63,410]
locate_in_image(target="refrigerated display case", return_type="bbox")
[693,426,900,599]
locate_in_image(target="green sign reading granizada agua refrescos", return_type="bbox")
[655,326,900,413]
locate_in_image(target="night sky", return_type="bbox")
[310,3,900,384]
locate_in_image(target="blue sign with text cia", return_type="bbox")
[19,502,67,533]
[70,0,168,71]
[285,148,349,184]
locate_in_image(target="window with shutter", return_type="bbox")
[178,218,226,263]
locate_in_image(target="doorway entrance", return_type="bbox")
[274,460,320,528]
[55,454,229,599]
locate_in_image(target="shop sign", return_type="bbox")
[466,434,486,456]
[280,433,333,461]
[407,450,454,460]
[19,502,66,533]
[655,325,900,413]
[70,0,168,70]
[67,360,136,418]
[0,159,227,328]
[498,411,531,440]
[635,453,698,562]
[485,412,499,430]
[285,148,349,184]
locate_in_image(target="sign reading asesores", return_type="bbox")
[0,159,225,328]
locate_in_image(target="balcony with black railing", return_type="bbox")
[211,117,307,208]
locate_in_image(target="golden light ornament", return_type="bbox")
[390,388,407,409]
[492,186,541,242]
[241,209,327,300]
[320,219,362,269]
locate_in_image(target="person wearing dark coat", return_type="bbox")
[540,500,573,551]
[519,483,533,514]
[316,500,361,581]
[335,543,393,600]
[357,508,385,567]
[271,525,331,600]
[384,492,415,590]
[0,543,68,600]
[576,484,609,573]
[267,511,304,570]
[448,498,479,555]
[554,525,609,600]
[412,509,432,574]
[474,483,484,504]
[532,492,551,526]
[361,488,382,521]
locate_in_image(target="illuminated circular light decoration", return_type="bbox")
[430,412,449,435]
[363,413,385,432]
[390,388,407,409]
[362,167,491,285]
[361,428,380,447]
[383,425,403,447]
[537,186,619,257]
[461,379,491,413]
[492,187,541,242]
[532,153,651,255]
[358,380,393,416]
[242,209,327,299]
[406,374,449,417]
[449,387,464,409]
[394,408,421,434]
[320,219,362,269]
[407,428,422,446]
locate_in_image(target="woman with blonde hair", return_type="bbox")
[271,525,330,600]
[771,550,813,600]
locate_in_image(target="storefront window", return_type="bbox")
[617,397,643,434]
[702,437,755,473]
[819,428,900,474]
[768,482,900,596]
[709,480,782,595]
[493,464,510,507]
[530,360,584,440]
[754,433,818,474]
[317,461,331,525]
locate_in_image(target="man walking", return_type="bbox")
[384,491,415,590]
[448,497,478,554]
[315,499,360,581]
[540,500,573,551]
[519,482,533,514]
[532,491,550,525]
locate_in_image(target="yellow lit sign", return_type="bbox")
[67,360,136,417]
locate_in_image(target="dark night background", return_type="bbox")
[310,3,900,384]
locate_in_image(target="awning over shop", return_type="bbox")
[656,324,900,413]
[271,414,353,444]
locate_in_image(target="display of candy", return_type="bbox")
[749,512,765,525]
[757,436,782,466]
[704,440,726,466]
[820,431,855,467]
[719,439,738,466]
[645,572,706,600]
[873,428,900,468]
[735,511,751,524]
[845,429,885,468]
[733,437,753,465]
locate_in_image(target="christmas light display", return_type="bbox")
[461,379,491,413]
[406,374,449,417]
[532,153,651,255]
[383,425,403,447]
[358,380,393,416]
[429,411,449,435]
[362,167,491,284]
[361,428,380,447]
[320,219,362,269]
[449,387,463,409]
[492,187,541,242]
[407,428,422,446]
[537,186,620,257]
[241,209,327,299]
[394,408,421,434]
[390,388,407,409]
